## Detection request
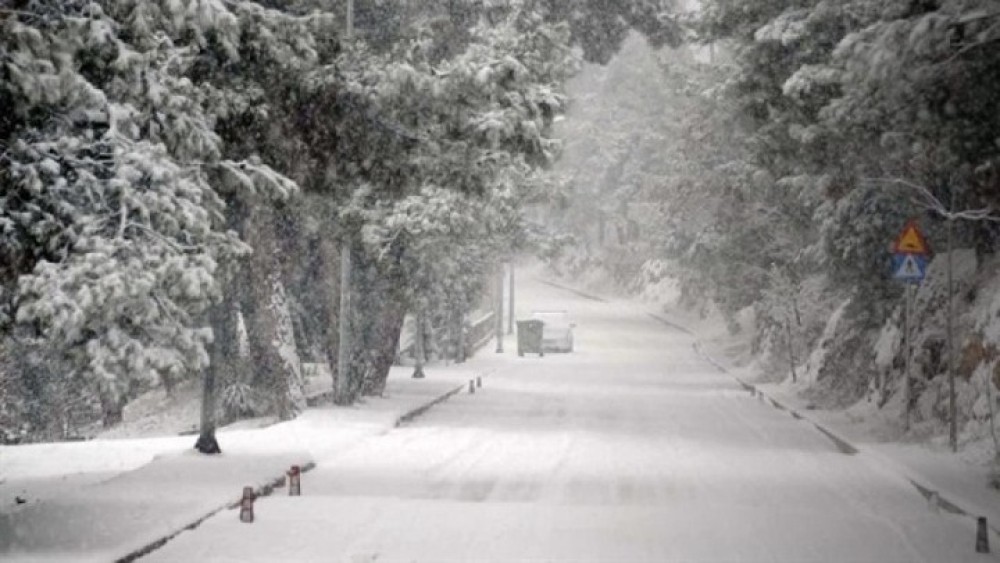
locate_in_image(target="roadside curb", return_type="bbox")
[538,279,609,303]
[647,312,694,336]
[115,381,475,562]
[396,383,467,427]
[116,461,318,563]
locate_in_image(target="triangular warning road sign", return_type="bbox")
[892,253,927,282]
[891,220,931,255]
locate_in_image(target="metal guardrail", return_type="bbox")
[396,310,495,365]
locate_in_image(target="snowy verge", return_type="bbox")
[0,363,489,562]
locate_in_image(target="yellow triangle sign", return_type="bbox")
[892,221,930,255]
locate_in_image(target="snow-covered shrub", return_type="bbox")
[636,259,681,306]
[800,296,881,408]
[971,267,1000,455]
[795,297,852,387]
[0,340,23,443]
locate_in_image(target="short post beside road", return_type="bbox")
[239,486,255,523]
[469,380,475,394]
[977,516,990,554]
[476,376,482,388]
[288,465,301,496]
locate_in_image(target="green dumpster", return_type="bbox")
[517,319,545,357]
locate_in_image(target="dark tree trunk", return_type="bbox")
[98,390,125,428]
[412,311,427,379]
[350,253,407,397]
[274,201,325,362]
[236,200,302,421]
[195,266,241,454]
[310,214,343,397]
[194,350,222,455]
[362,288,407,396]
[335,239,357,405]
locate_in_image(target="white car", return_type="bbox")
[531,310,575,353]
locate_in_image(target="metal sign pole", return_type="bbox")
[904,282,913,431]
[947,214,957,452]
[891,219,931,433]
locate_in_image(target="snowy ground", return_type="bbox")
[0,364,489,562]
[139,275,998,562]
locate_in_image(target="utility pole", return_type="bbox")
[456,306,466,363]
[346,0,354,39]
[412,311,425,378]
[335,0,355,404]
[508,262,515,334]
[335,242,352,404]
[495,264,504,353]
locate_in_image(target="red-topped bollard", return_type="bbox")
[288,465,301,496]
[977,516,990,554]
[239,486,256,523]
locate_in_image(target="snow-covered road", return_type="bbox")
[147,277,995,562]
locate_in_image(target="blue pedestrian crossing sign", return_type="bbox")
[892,253,927,283]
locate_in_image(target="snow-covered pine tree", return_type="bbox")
[1,0,309,442]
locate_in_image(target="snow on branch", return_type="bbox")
[863,177,1000,222]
